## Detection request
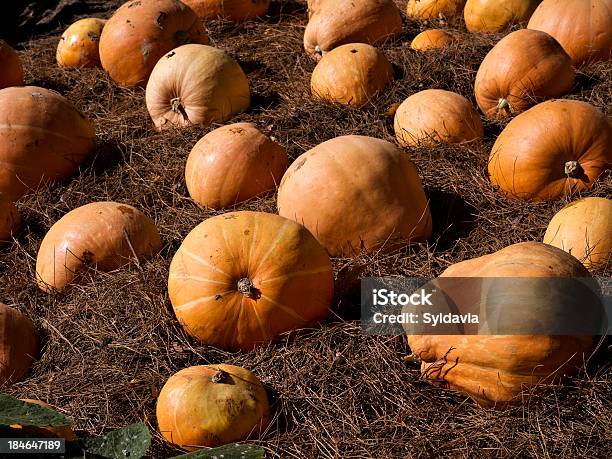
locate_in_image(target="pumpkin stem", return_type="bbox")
[212,369,229,384]
[564,160,583,178]
[170,97,188,121]
[237,277,260,299]
[496,98,510,112]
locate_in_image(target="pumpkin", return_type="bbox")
[145,44,250,130]
[157,364,270,449]
[406,0,466,20]
[99,0,209,87]
[474,29,574,118]
[36,202,162,292]
[407,242,597,406]
[10,400,77,440]
[0,40,23,89]
[394,89,483,147]
[0,303,38,386]
[410,29,456,51]
[310,43,394,106]
[185,123,288,209]
[0,86,95,200]
[168,211,333,352]
[307,0,324,18]
[277,135,432,257]
[488,99,611,201]
[181,0,270,21]
[0,193,20,244]
[464,0,541,33]
[304,0,403,57]
[528,0,612,68]
[56,18,106,68]
[543,197,612,269]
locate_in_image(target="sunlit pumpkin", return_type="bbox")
[181,0,270,21]
[0,40,23,89]
[0,303,38,386]
[0,193,20,244]
[464,0,541,33]
[410,29,456,51]
[10,400,77,440]
[56,18,106,68]
[407,0,466,20]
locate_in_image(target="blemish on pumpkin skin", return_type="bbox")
[141,40,152,62]
[87,31,100,41]
[155,11,167,29]
[243,229,250,235]
[128,0,141,8]
[223,214,237,220]
[294,158,307,171]
[116,205,134,215]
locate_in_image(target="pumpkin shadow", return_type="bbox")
[82,139,126,177]
[572,71,602,94]
[427,189,477,251]
[266,0,307,20]
[26,78,74,96]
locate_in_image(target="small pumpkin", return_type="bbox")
[56,18,106,68]
[311,43,394,106]
[488,99,611,201]
[0,303,38,386]
[394,89,483,147]
[304,0,403,57]
[0,40,23,89]
[99,0,209,87]
[277,135,432,257]
[146,44,250,130]
[528,0,612,68]
[36,202,162,292]
[464,0,542,33]
[474,29,574,118]
[168,211,333,352]
[543,197,612,269]
[181,0,270,21]
[0,86,95,200]
[406,0,467,20]
[0,193,20,244]
[10,400,77,440]
[157,364,270,449]
[410,29,456,51]
[185,123,287,209]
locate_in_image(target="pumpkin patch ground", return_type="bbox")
[1,1,610,457]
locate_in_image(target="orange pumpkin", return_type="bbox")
[185,123,287,209]
[0,86,95,200]
[474,29,574,118]
[157,365,270,449]
[0,193,20,244]
[410,29,456,51]
[407,0,467,20]
[36,202,162,292]
[464,0,541,33]
[56,18,106,68]
[99,0,209,87]
[488,99,611,201]
[10,400,77,440]
[277,135,432,257]
[145,44,250,130]
[0,303,38,385]
[181,0,270,21]
[528,0,612,68]
[310,43,394,106]
[0,40,23,89]
[168,211,333,352]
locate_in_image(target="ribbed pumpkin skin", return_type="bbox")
[146,44,250,130]
[475,29,574,118]
[36,202,162,292]
[304,0,403,57]
[99,0,209,87]
[464,0,541,33]
[311,43,394,106]
[11,400,77,440]
[544,197,612,269]
[56,18,106,68]
[528,0,612,68]
[488,99,611,201]
[0,40,23,89]
[0,304,38,386]
[0,193,20,244]
[407,242,595,407]
[0,86,95,200]
[394,89,483,147]
[185,123,287,209]
[157,365,270,449]
[168,211,333,352]
[182,0,270,21]
[410,29,456,51]
[277,135,432,257]
[407,0,466,20]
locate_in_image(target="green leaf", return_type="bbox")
[0,393,72,427]
[170,443,265,459]
[80,423,151,459]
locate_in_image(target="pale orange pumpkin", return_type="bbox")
[488,99,611,201]
[185,123,287,209]
[145,44,250,130]
[168,211,333,352]
[410,29,456,51]
[10,400,77,440]
[277,135,432,257]
[407,0,467,20]
[181,0,270,21]
[0,193,20,244]
[0,303,38,386]
[464,0,542,33]
[36,202,162,292]
[0,40,23,89]
[474,29,574,118]
[56,18,106,68]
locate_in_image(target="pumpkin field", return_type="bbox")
[0,0,611,457]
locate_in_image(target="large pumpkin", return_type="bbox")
[474,29,574,118]
[304,0,403,57]
[185,123,287,209]
[157,364,270,449]
[0,86,95,199]
[0,40,23,89]
[145,44,250,130]
[277,135,432,257]
[310,43,394,107]
[168,211,333,352]
[0,304,38,386]
[488,99,611,201]
[407,242,597,406]
[410,29,456,51]
[0,193,20,244]
[36,202,162,292]
[394,89,483,146]
[99,0,209,87]
[10,399,77,440]
[543,197,612,269]
[181,0,270,21]
[528,0,612,68]
[407,0,466,20]
[464,0,541,33]
[56,18,106,68]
